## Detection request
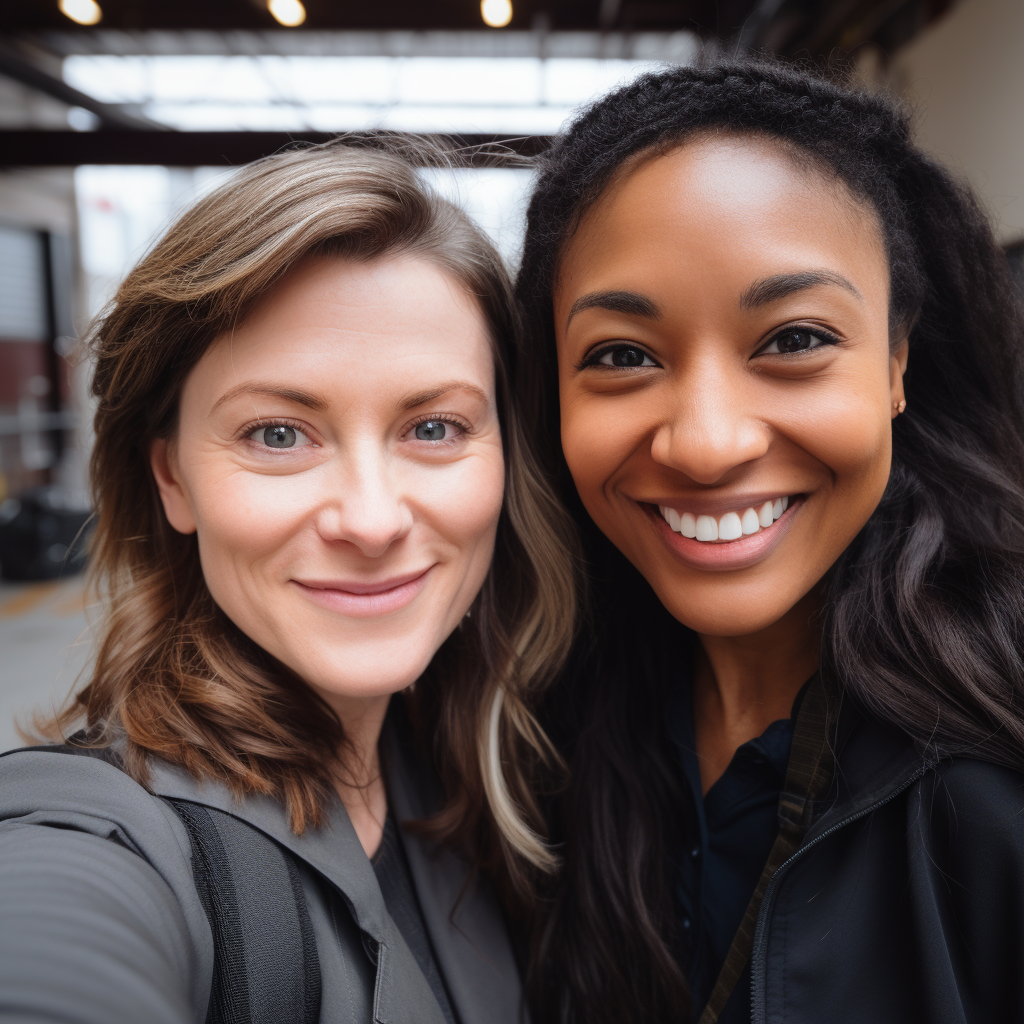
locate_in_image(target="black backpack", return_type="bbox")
[25,743,323,1024]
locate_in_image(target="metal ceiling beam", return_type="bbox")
[3,0,698,34]
[27,28,701,61]
[3,0,960,59]
[0,130,552,167]
[0,39,165,130]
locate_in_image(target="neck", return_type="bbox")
[321,690,393,858]
[693,590,822,795]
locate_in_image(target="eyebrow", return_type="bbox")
[212,382,330,413]
[566,290,662,326]
[399,380,489,410]
[739,271,862,309]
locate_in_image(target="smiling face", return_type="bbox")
[151,255,504,713]
[554,135,907,638]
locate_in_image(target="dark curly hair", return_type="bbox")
[514,59,1024,1024]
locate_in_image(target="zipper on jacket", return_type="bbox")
[749,763,929,1024]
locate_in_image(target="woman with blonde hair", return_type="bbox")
[0,141,575,1024]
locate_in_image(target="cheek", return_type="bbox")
[189,468,314,592]
[789,372,893,503]
[423,451,506,552]
[560,390,647,508]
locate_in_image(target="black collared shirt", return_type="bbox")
[668,680,795,1024]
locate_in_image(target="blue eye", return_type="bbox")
[264,425,296,448]
[594,345,658,368]
[247,423,313,450]
[415,421,448,441]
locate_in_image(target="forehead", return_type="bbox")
[192,254,496,405]
[556,134,887,313]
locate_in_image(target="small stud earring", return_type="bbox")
[896,399,906,414]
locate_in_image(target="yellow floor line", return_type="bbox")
[0,582,62,618]
[52,584,89,616]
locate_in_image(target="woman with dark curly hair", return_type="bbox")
[515,61,1024,1024]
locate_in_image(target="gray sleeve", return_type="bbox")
[0,752,213,1024]
[0,822,198,1024]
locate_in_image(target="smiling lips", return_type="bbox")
[292,568,432,617]
[649,495,800,571]
[659,496,790,542]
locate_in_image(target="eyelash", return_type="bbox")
[577,344,659,371]
[578,324,843,370]
[406,412,473,444]
[240,417,315,446]
[758,324,842,355]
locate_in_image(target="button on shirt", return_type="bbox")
[668,680,796,1024]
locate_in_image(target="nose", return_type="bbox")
[313,442,412,558]
[649,356,771,485]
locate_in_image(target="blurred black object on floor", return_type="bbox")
[1005,240,1024,303]
[0,487,91,581]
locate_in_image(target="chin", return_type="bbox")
[653,583,797,638]
[295,644,438,700]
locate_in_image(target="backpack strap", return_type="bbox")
[165,800,322,1024]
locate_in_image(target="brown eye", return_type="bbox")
[595,345,657,367]
[762,329,837,355]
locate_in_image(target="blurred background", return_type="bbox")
[0,0,1020,748]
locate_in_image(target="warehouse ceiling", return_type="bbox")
[5,0,956,58]
[0,0,958,168]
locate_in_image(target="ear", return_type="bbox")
[889,337,909,421]
[150,438,197,535]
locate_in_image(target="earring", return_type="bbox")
[894,399,906,415]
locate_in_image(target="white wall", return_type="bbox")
[891,0,1024,243]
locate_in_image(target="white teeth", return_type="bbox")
[741,508,761,535]
[695,515,718,541]
[718,511,743,541]
[659,496,794,543]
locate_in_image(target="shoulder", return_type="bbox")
[913,756,1024,860]
[0,747,213,1023]
[0,745,209,937]
[927,755,1024,815]
[0,745,193,859]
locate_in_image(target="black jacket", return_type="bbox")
[753,701,1024,1023]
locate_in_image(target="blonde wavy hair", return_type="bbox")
[45,140,577,886]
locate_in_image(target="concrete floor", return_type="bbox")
[0,575,94,752]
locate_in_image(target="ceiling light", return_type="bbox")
[481,0,513,28]
[268,0,306,27]
[58,0,102,25]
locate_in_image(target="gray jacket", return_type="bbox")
[0,723,523,1024]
